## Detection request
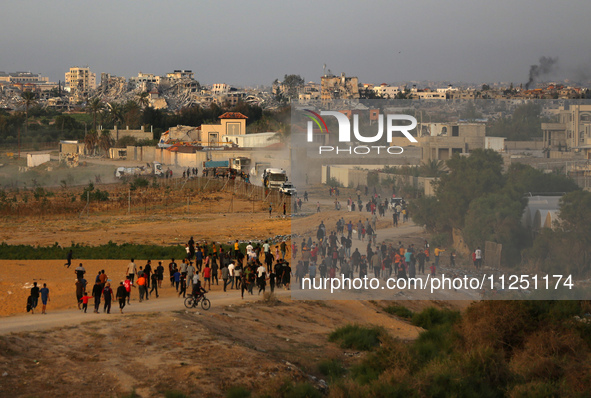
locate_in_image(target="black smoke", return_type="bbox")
[525,56,558,89]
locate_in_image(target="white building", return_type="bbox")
[65,66,96,92]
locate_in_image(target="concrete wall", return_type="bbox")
[322,165,436,196]
[110,126,153,142]
[505,141,544,150]
[27,153,50,168]
[485,137,506,152]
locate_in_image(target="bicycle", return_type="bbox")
[184,293,211,310]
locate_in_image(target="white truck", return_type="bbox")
[263,168,288,189]
[279,182,297,196]
[115,162,164,179]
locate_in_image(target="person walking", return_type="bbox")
[102,283,114,314]
[64,250,73,268]
[137,274,147,302]
[150,271,159,298]
[123,276,133,305]
[30,282,40,314]
[126,259,137,284]
[116,282,127,314]
[222,264,229,292]
[156,261,164,289]
[40,283,50,314]
[92,280,102,313]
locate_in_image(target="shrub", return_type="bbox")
[411,307,460,330]
[384,304,413,320]
[281,382,322,398]
[317,358,346,382]
[225,387,251,398]
[329,324,383,351]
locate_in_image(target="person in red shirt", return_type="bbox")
[80,292,93,313]
[203,264,211,290]
[123,276,134,305]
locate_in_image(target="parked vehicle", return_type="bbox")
[115,162,163,179]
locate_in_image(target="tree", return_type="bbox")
[98,129,114,154]
[504,163,579,195]
[419,159,446,177]
[486,102,544,141]
[526,190,591,276]
[433,149,505,229]
[463,192,529,267]
[107,102,124,128]
[136,91,150,108]
[123,100,141,128]
[84,129,99,156]
[281,74,305,99]
[86,97,104,131]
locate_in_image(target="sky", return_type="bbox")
[2,0,591,87]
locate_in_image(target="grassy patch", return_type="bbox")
[411,307,460,330]
[225,385,251,398]
[329,324,383,351]
[317,358,346,382]
[384,304,413,320]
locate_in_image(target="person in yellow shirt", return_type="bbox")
[234,240,240,259]
[434,247,446,267]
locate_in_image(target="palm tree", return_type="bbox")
[20,91,36,157]
[107,102,124,128]
[98,129,114,155]
[84,130,99,156]
[419,159,446,177]
[86,98,104,131]
[136,91,150,108]
[123,100,141,128]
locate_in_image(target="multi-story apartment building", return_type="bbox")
[128,72,161,90]
[65,66,96,92]
[542,105,591,152]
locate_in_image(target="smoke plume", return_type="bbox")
[525,56,558,89]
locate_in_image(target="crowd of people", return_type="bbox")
[25,185,487,315]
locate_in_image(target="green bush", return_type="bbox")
[317,358,346,382]
[350,359,383,385]
[384,304,413,320]
[281,382,322,398]
[225,386,251,398]
[164,392,188,398]
[329,324,383,351]
[411,307,460,330]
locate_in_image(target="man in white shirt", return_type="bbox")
[228,261,236,289]
[475,247,482,269]
[257,264,266,278]
[126,259,137,283]
[263,241,270,253]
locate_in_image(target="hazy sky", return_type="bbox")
[2,0,591,86]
